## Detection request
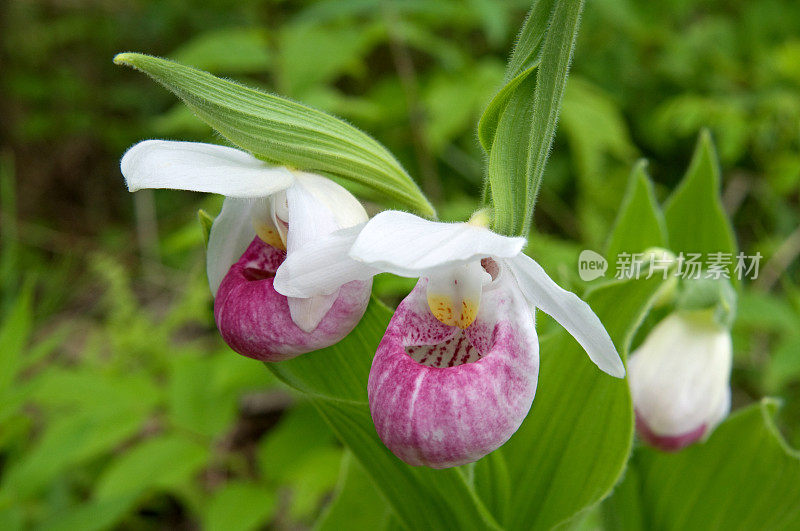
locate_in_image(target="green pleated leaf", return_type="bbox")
[663,130,737,257]
[113,53,434,218]
[483,0,584,236]
[620,399,800,530]
[503,273,666,530]
[316,453,391,531]
[605,160,668,261]
[471,450,511,524]
[266,298,501,531]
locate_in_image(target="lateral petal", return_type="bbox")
[508,254,625,377]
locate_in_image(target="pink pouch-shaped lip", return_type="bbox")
[214,237,371,362]
[368,271,539,468]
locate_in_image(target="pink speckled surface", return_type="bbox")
[215,237,371,361]
[635,410,707,452]
[368,264,539,468]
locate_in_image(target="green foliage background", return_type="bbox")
[1,0,799,529]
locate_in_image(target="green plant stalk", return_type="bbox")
[486,0,584,237]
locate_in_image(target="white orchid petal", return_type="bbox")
[288,293,339,333]
[121,140,294,197]
[274,225,379,298]
[207,197,265,296]
[508,254,625,378]
[350,211,526,277]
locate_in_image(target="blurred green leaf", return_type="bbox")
[168,353,252,438]
[204,481,276,531]
[38,497,136,531]
[268,298,501,530]
[664,130,737,257]
[0,282,33,391]
[764,334,800,393]
[170,28,272,74]
[734,290,798,332]
[621,399,800,530]
[605,160,667,261]
[503,273,666,530]
[113,53,434,218]
[2,407,147,500]
[277,23,382,96]
[560,77,636,181]
[95,434,209,500]
[257,402,336,483]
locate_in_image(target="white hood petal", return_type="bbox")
[349,211,526,277]
[207,197,265,296]
[508,254,625,378]
[121,140,294,197]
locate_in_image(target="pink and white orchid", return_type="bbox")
[121,140,372,361]
[275,210,624,467]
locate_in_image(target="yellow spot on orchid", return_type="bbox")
[254,221,286,250]
[427,293,479,329]
[457,299,479,329]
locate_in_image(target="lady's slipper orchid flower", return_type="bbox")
[275,210,624,467]
[628,311,732,452]
[121,140,372,361]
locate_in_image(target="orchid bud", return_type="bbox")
[628,311,732,451]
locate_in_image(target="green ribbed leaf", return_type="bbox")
[114,53,434,217]
[607,399,800,530]
[664,130,737,257]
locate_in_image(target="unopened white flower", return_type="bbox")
[628,311,732,451]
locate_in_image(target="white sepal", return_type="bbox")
[508,254,625,378]
[350,211,526,277]
[207,197,264,296]
[121,140,294,198]
[273,225,378,298]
